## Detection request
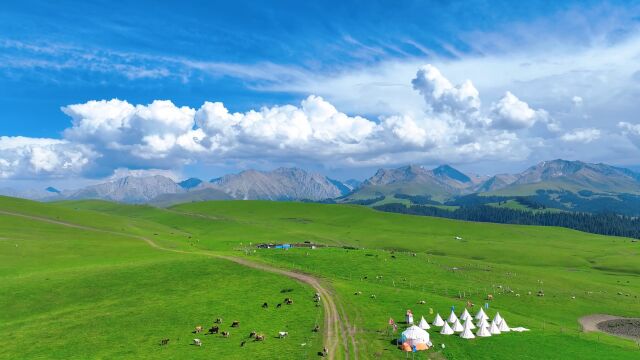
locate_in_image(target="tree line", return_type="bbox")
[374,203,640,239]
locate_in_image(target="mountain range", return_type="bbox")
[2,159,639,214]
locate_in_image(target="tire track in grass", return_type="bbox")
[0,210,354,359]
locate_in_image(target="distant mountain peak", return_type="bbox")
[432,165,471,183]
[178,177,203,189]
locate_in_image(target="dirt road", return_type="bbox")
[0,210,358,359]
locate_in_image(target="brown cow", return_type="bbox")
[255,334,265,341]
[194,325,203,333]
[486,294,494,301]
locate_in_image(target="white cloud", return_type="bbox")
[0,64,558,179]
[572,96,583,107]
[0,136,94,179]
[411,64,481,118]
[561,128,601,143]
[490,91,546,130]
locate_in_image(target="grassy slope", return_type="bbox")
[0,197,321,359]
[56,200,640,359]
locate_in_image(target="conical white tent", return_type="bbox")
[401,325,430,347]
[493,312,503,325]
[418,316,430,330]
[489,320,501,335]
[476,323,492,337]
[447,310,459,324]
[498,318,511,332]
[432,313,445,327]
[464,317,476,330]
[476,317,489,330]
[459,321,475,339]
[460,308,471,321]
[440,322,454,335]
[451,318,464,332]
[474,308,487,320]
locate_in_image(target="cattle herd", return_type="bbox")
[157,293,324,354]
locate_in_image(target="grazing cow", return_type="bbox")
[262,302,269,308]
[417,300,426,304]
[278,331,288,338]
[276,303,282,308]
[255,334,265,341]
[221,331,230,338]
[370,294,376,299]
[194,325,203,333]
[249,331,257,338]
[193,339,202,346]
[214,318,222,324]
[160,338,170,346]
[323,346,329,357]
[208,326,219,334]
[486,294,494,301]
[231,321,240,328]
[312,325,319,332]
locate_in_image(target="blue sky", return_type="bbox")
[2,0,640,187]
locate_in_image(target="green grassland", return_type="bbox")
[0,197,322,359]
[2,197,640,359]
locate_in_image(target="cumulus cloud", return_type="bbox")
[1,64,547,179]
[490,91,548,130]
[0,136,94,179]
[412,64,481,116]
[561,128,601,143]
[572,96,583,107]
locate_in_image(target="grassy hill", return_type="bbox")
[2,197,640,359]
[0,197,322,359]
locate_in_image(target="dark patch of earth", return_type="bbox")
[597,319,640,339]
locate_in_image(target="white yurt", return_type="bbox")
[489,320,501,335]
[493,312,503,325]
[476,317,489,330]
[447,310,459,324]
[498,318,511,332]
[451,318,464,332]
[418,316,430,330]
[459,321,476,339]
[432,313,445,326]
[464,317,476,329]
[474,308,487,321]
[460,308,471,321]
[476,323,492,337]
[440,322,454,335]
[401,325,430,347]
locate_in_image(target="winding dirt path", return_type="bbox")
[0,210,358,359]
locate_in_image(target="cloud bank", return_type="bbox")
[3,63,635,180]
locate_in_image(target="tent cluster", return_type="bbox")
[434,307,511,340]
[398,306,516,352]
